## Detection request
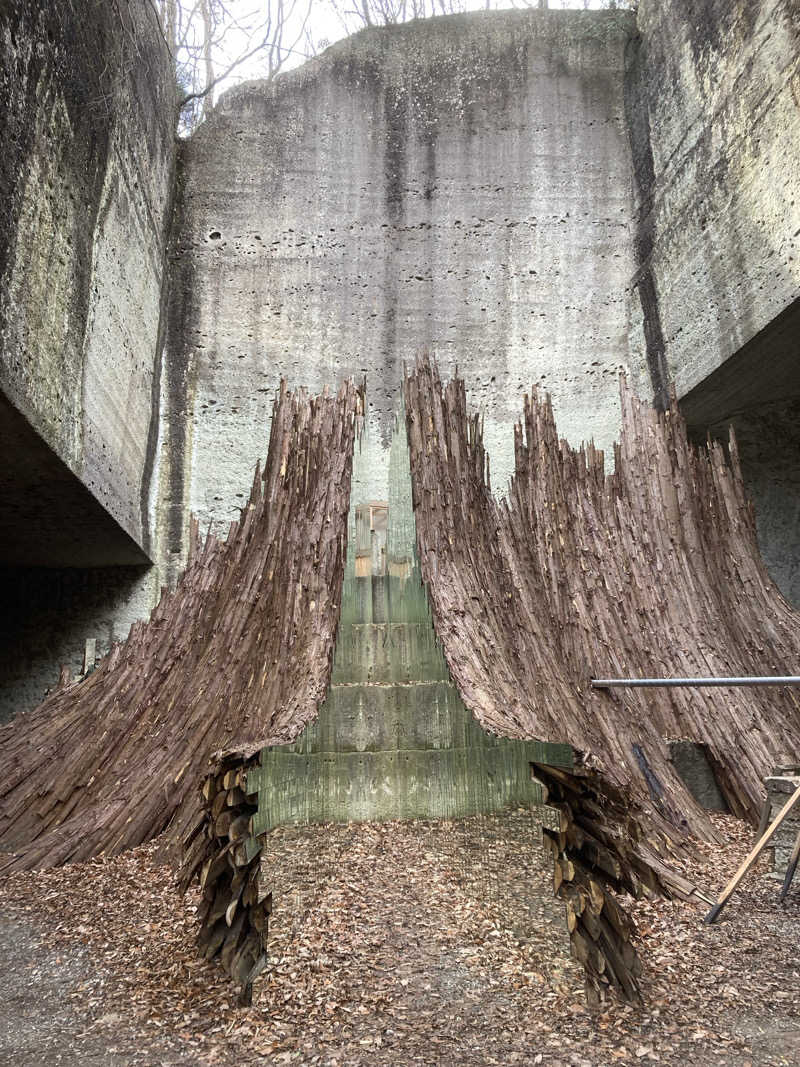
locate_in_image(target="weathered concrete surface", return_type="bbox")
[627,0,800,606]
[766,772,800,878]
[0,566,156,725]
[667,740,728,813]
[627,0,800,404]
[0,0,175,720]
[0,394,148,567]
[170,9,638,548]
[0,0,176,558]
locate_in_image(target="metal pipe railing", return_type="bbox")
[591,676,800,689]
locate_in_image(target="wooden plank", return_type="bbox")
[705,785,800,923]
[778,823,800,902]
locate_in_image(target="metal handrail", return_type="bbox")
[591,676,800,688]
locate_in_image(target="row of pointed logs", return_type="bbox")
[179,754,269,1005]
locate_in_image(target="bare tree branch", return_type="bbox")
[151,0,314,132]
[177,29,276,107]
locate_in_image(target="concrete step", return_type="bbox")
[290,680,490,754]
[331,623,449,684]
[338,575,433,626]
[249,742,548,831]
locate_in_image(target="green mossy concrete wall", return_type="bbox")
[247,412,572,830]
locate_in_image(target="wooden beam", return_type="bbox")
[705,785,800,923]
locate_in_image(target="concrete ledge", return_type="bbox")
[247,739,572,832]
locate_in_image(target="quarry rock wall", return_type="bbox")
[627,0,800,605]
[627,0,799,403]
[169,9,639,548]
[0,0,176,554]
[0,0,175,720]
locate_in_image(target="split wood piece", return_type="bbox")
[226,787,249,807]
[755,796,772,840]
[553,855,575,894]
[536,767,644,1004]
[178,833,214,895]
[542,825,566,854]
[779,824,800,902]
[631,844,714,905]
[179,753,270,1000]
[223,769,245,791]
[199,918,228,960]
[706,785,800,923]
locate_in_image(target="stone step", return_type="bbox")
[276,680,574,767]
[287,680,504,754]
[338,575,433,626]
[249,743,550,831]
[331,623,449,684]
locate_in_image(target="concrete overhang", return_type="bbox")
[0,392,151,567]
[679,296,800,431]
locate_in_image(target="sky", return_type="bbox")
[204,0,624,109]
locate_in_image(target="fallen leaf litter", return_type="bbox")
[1,810,799,1065]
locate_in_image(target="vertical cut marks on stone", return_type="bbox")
[0,380,363,873]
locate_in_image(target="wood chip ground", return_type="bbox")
[2,811,799,1065]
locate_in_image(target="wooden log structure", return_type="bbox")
[0,380,363,872]
[533,761,708,1004]
[5,355,800,1007]
[178,752,269,1004]
[404,356,800,1001]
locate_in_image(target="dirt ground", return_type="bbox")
[1,810,800,1067]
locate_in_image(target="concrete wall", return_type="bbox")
[628,0,800,605]
[0,565,153,723]
[0,0,176,557]
[169,8,639,550]
[0,0,175,720]
[627,0,800,405]
[703,400,800,608]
